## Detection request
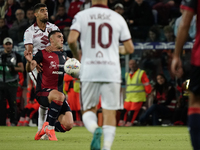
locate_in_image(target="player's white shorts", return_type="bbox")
[81,82,123,111]
[28,67,38,86]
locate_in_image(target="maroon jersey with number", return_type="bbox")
[33,50,66,92]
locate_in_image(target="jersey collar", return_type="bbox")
[34,22,50,32]
[92,4,109,8]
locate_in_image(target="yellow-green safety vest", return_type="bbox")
[125,69,146,102]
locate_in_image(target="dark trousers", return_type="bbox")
[0,82,18,125]
[139,104,172,125]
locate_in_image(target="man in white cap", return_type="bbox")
[0,37,24,126]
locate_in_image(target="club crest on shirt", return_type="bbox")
[47,28,52,33]
[96,51,103,58]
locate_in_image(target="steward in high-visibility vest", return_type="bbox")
[118,59,152,127]
[125,69,148,102]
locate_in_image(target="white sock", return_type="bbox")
[102,125,116,150]
[82,111,98,133]
[25,116,30,122]
[38,106,48,131]
[47,125,55,130]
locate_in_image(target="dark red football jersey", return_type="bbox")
[33,50,66,92]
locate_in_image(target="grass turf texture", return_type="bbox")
[0,126,192,150]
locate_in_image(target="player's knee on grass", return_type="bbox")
[58,112,74,131]
[62,112,74,131]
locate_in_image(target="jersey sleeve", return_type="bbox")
[119,16,131,42]
[53,24,60,31]
[181,0,197,13]
[24,29,33,45]
[33,50,43,64]
[70,13,82,32]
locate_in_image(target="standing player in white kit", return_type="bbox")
[24,3,59,140]
[68,0,134,149]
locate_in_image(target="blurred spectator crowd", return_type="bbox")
[0,0,196,45]
[0,0,195,127]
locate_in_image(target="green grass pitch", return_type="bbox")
[0,126,192,150]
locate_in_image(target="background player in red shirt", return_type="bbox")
[171,0,200,149]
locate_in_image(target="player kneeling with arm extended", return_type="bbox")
[24,30,73,141]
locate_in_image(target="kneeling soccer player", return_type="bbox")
[24,30,74,141]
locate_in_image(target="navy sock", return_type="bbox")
[188,107,200,150]
[55,121,67,132]
[48,100,63,126]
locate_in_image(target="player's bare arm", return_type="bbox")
[171,9,194,78]
[67,30,80,61]
[13,62,24,72]
[119,39,134,55]
[25,43,43,72]
[24,50,37,72]
[25,44,33,54]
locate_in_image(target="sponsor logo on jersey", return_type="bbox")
[41,35,49,45]
[47,28,52,33]
[48,56,53,58]
[33,33,43,38]
[52,71,63,74]
[49,61,58,69]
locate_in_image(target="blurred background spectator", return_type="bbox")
[21,0,39,13]
[139,73,177,125]
[0,37,24,126]
[107,0,119,10]
[80,0,91,10]
[163,25,175,42]
[26,8,35,27]
[0,0,5,18]
[114,3,124,16]
[3,0,20,28]
[146,25,162,42]
[52,5,72,34]
[9,9,28,44]
[0,18,9,45]
[52,0,71,18]
[68,0,83,19]
[128,0,154,42]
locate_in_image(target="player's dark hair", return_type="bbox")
[48,30,62,40]
[33,3,47,13]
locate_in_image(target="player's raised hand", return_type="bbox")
[45,45,53,53]
[171,55,183,78]
[24,50,33,62]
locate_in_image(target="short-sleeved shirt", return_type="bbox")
[70,4,131,83]
[33,50,66,92]
[180,0,200,66]
[24,22,59,55]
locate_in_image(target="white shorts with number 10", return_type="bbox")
[81,82,123,111]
